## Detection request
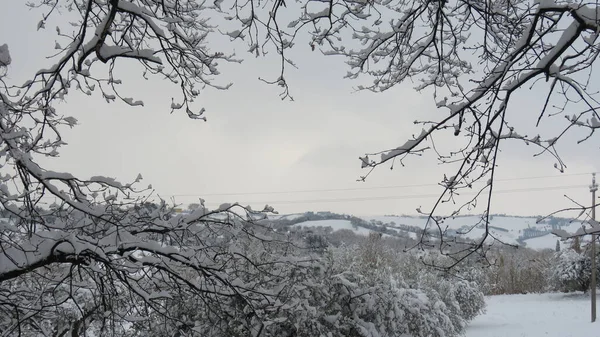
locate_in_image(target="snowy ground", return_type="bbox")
[466,293,599,337]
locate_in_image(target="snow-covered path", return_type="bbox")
[466,293,600,337]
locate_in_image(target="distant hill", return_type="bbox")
[268,212,589,251]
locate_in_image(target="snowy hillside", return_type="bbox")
[522,233,564,250]
[360,215,521,246]
[363,215,540,232]
[269,212,591,250]
[269,213,306,221]
[293,219,375,236]
[357,214,591,250]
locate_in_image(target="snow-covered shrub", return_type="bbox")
[158,236,486,337]
[417,275,485,330]
[549,248,599,292]
[264,256,459,337]
[403,252,486,328]
[304,241,486,337]
[419,276,466,331]
[454,278,487,321]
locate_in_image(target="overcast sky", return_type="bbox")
[2,1,600,217]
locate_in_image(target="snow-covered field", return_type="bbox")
[522,233,562,250]
[466,293,599,337]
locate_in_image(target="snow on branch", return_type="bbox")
[553,219,600,239]
[326,0,600,260]
[0,1,291,335]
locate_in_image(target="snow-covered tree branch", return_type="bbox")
[0,1,295,335]
[222,0,600,262]
[207,0,600,262]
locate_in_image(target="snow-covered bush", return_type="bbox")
[134,235,486,337]
[122,248,440,337]
[402,252,487,327]
[454,278,487,321]
[305,240,486,337]
[265,252,459,337]
[549,248,599,293]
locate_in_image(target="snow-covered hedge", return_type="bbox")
[261,238,485,337]
[399,251,487,326]
[128,236,486,337]
[261,256,463,337]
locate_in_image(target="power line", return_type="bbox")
[199,184,587,206]
[33,173,593,206]
[167,172,593,197]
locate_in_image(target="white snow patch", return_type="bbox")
[466,292,600,337]
[522,233,561,250]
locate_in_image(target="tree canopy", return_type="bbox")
[2,0,600,334]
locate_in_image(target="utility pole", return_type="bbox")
[591,173,597,323]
